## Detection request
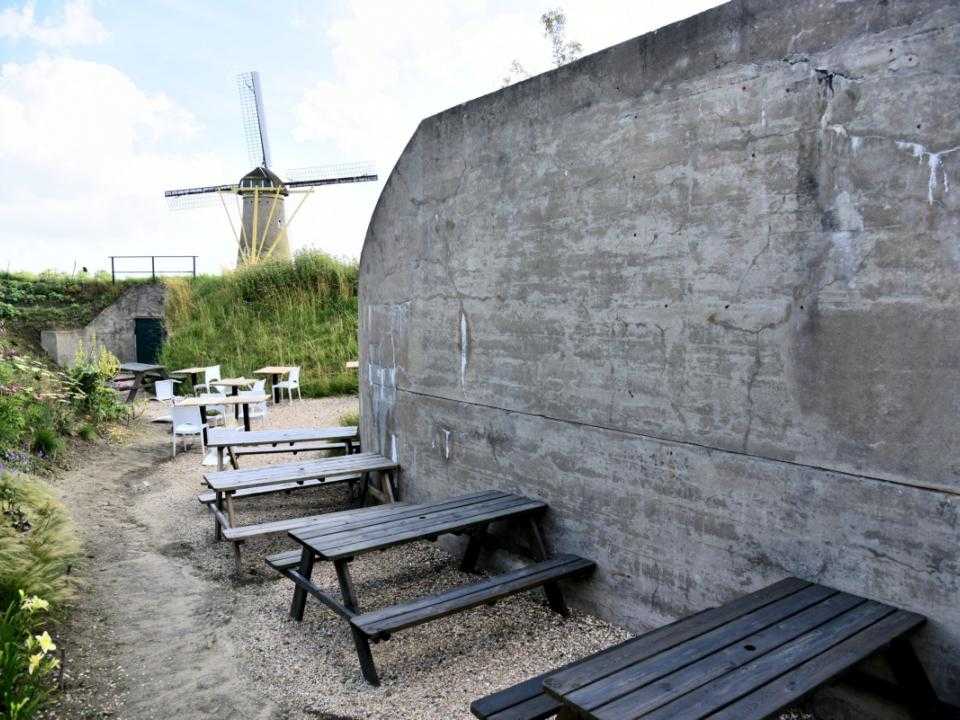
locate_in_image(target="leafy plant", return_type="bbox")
[0,591,60,719]
[77,424,97,442]
[339,410,360,427]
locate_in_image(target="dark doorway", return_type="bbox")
[134,318,165,364]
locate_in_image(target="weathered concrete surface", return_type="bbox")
[41,283,165,365]
[359,0,960,706]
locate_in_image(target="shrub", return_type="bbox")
[27,432,60,462]
[339,410,360,427]
[65,343,126,425]
[0,591,60,719]
[0,473,80,611]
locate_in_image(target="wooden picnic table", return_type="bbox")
[472,576,946,720]
[209,377,257,419]
[201,450,398,569]
[205,426,359,470]
[273,490,594,685]
[177,393,268,437]
[169,365,211,388]
[119,362,164,403]
[252,365,297,403]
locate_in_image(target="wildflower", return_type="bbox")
[28,652,43,675]
[35,631,56,653]
[18,591,49,613]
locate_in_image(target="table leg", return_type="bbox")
[460,524,487,573]
[217,447,224,472]
[334,559,380,686]
[242,403,251,431]
[885,638,949,719]
[527,518,568,616]
[232,386,240,420]
[214,490,223,540]
[125,371,144,403]
[289,546,315,621]
[190,372,199,393]
[271,373,280,404]
[199,405,209,445]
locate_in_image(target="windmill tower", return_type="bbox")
[164,71,377,265]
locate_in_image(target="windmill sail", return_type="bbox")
[238,71,271,168]
[283,161,378,188]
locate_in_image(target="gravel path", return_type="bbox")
[46,395,812,719]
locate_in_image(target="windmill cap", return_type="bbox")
[238,166,288,194]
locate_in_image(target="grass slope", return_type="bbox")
[0,272,147,350]
[160,252,359,398]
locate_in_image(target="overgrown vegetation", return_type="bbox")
[161,251,360,397]
[0,338,116,718]
[0,340,127,472]
[0,474,79,719]
[0,272,144,350]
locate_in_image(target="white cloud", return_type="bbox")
[0,0,108,46]
[0,57,237,274]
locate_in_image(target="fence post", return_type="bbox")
[151,256,156,281]
[192,256,197,278]
[110,257,115,284]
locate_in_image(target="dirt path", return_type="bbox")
[49,421,284,720]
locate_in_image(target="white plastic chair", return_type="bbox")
[240,380,268,423]
[171,405,206,458]
[194,365,221,395]
[153,379,180,404]
[201,389,229,427]
[274,366,302,402]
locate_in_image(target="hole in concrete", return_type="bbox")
[744,644,757,651]
[724,304,730,309]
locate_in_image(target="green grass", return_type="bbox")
[160,251,360,398]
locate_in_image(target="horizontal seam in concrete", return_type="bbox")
[392,385,960,499]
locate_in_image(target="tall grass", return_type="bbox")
[160,252,360,397]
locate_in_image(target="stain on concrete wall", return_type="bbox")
[359,0,960,704]
[41,283,166,365]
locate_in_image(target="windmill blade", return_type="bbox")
[164,183,237,210]
[238,71,271,168]
[283,161,378,188]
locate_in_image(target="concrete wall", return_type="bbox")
[41,283,166,366]
[358,0,960,707]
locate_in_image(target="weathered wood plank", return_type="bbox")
[206,426,358,448]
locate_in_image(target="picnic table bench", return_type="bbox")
[201,451,399,571]
[269,490,596,686]
[205,426,359,470]
[471,576,948,720]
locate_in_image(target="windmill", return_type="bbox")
[164,71,377,264]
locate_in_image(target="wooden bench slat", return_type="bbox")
[197,474,362,504]
[594,601,897,720]
[543,577,810,697]
[206,426,357,448]
[566,584,840,710]
[704,609,926,720]
[205,451,397,491]
[352,555,595,639]
[292,490,509,542]
[573,591,864,715]
[265,549,303,571]
[234,442,347,456]
[313,497,547,560]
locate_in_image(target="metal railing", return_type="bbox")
[109,255,197,283]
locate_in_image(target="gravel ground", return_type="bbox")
[48,395,814,720]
